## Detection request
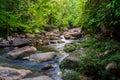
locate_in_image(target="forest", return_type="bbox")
[0,0,120,80]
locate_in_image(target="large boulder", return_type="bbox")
[7,46,37,59]
[29,52,57,63]
[63,28,81,39]
[0,66,32,80]
[0,38,32,47]
[22,76,52,80]
[12,38,32,47]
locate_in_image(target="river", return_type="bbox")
[0,35,76,80]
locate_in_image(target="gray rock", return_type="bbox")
[0,37,3,42]
[105,62,117,71]
[0,38,32,47]
[66,56,79,62]
[25,33,35,38]
[0,66,32,80]
[7,46,37,59]
[63,28,81,39]
[22,76,52,80]
[29,52,57,63]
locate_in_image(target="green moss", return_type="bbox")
[37,46,58,52]
[63,45,76,52]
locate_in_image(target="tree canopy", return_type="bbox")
[0,0,120,40]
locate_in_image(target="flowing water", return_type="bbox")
[0,35,73,80]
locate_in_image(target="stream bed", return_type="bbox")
[0,35,75,80]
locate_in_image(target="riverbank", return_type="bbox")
[0,28,83,80]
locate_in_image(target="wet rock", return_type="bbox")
[66,56,79,62]
[40,63,62,80]
[0,40,9,48]
[20,34,26,39]
[105,62,117,71]
[35,34,42,38]
[7,46,37,59]
[25,33,35,38]
[45,32,54,36]
[57,40,64,43]
[41,64,55,71]
[0,66,32,80]
[52,29,59,33]
[63,28,81,39]
[0,37,3,42]
[29,52,57,63]
[22,76,52,80]
[12,38,32,47]
[50,36,60,40]
[14,33,19,37]
[63,34,73,39]
[51,73,63,80]
[54,52,69,63]
[0,38,32,47]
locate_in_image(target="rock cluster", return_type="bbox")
[63,28,82,39]
[29,52,57,63]
[0,28,82,47]
[0,66,32,80]
[7,46,37,59]
[0,28,82,80]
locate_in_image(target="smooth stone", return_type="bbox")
[105,62,117,71]
[63,28,81,39]
[25,33,35,38]
[0,38,31,47]
[22,76,52,80]
[7,46,37,60]
[66,56,79,62]
[29,52,57,63]
[0,66,32,80]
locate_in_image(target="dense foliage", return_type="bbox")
[0,0,82,36]
[80,0,120,40]
[61,0,120,80]
[0,0,120,80]
[0,0,120,39]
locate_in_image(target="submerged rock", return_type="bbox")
[0,66,32,80]
[7,46,37,60]
[29,52,57,63]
